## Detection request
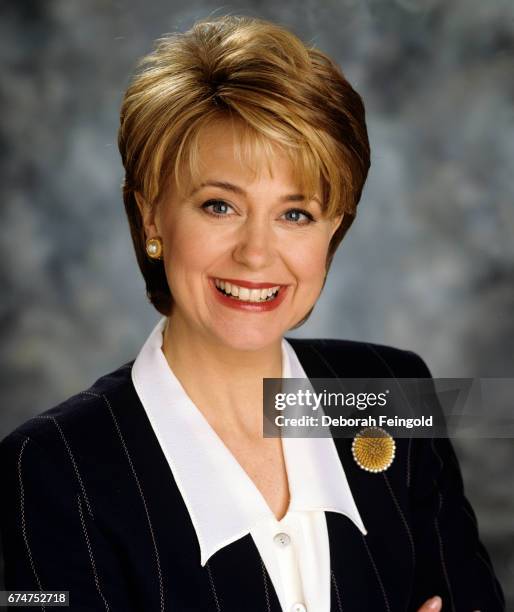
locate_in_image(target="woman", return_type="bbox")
[0,15,505,612]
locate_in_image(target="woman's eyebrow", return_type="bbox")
[190,180,320,204]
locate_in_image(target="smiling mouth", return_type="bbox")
[214,279,281,303]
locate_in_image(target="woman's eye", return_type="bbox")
[282,208,315,225]
[201,199,234,217]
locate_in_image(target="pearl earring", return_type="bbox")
[146,237,163,260]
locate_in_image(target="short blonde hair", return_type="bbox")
[118,14,370,323]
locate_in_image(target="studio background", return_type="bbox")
[1,0,513,604]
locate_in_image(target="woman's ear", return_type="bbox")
[330,213,344,238]
[135,191,159,237]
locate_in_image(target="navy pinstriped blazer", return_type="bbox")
[0,338,505,611]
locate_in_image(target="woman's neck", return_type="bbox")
[161,316,283,437]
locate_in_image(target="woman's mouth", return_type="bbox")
[214,278,281,302]
[210,277,288,312]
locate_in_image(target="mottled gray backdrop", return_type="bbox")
[1,0,513,602]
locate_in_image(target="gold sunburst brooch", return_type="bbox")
[352,426,396,473]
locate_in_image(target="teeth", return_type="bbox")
[214,279,281,302]
[239,287,250,300]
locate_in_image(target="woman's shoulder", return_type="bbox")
[0,359,136,454]
[285,336,432,378]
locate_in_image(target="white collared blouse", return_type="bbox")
[131,317,366,612]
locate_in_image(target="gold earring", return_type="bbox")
[146,237,163,260]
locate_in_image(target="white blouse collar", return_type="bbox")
[131,317,366,566]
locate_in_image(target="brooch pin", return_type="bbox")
[352,426,396,473]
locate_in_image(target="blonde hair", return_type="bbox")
[118,14,370,323]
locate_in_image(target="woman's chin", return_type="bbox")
[211,324,284,353]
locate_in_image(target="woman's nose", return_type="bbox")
[232,216,276,270]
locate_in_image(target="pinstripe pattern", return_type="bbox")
[406,436,412,488]
[331,569,343,612]
[434,511,455,612]
[430,438,456,612]
[76,495,110,611]
[305,343,341,378]
[366,343,398,377]
[206,561,222,611]
[31,414,94,519]
[361,534,391,612]
[18,437,46,612]
[260,558,272,612]
[99,391,166,612]
[382,473,416,567]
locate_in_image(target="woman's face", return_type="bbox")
[140,121,342,351]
